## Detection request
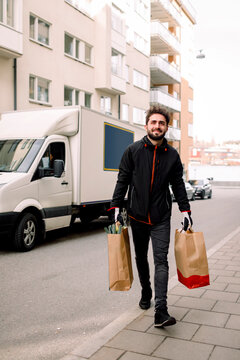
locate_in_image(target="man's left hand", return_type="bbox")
[181,211,193,231]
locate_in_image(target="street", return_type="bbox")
[0,186,239,360]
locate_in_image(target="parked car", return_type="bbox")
[185,181,196,201]
[171,182,196,201]
[188,179,212,199]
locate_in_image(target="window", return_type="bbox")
[133,70,148,91]
[101,96,112,115]
[64,86,91,108]
[75,90,79,105]
[188,123,193,137]
[29,14,50,46]
[40,142,65,177]
[111,49,123,77]
[124,65,129,82]
[173,119,178,128]
[64,33,74,56]
[126,25,131,43]
[134,32,148,56]
[85,43,91,63]
[29,75,50,104]
[188,99,193,113]
[122,104,129,122]
[111,4,123,34]
[0,0,14,27]
[85,93,91,108]
[64,86,74,106]
[0,139,44,173]
[64,32,93,65]
[133,107,145,125]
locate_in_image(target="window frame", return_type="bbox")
[29,75,51,105]
[111,48,123,77]
[100,96,112,115]
[0,0,14,28]
[133,69,148,91]
[111,4,123,34]
[29,13,51,47]
[64,86,92,108]
[133,107,145,125]
[64,32,93,66]
[122,104,129,122]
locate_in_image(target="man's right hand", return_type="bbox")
[108,207,124,225]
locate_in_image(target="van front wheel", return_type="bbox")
[14,213,39,251]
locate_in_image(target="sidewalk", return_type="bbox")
[62,226,240,360]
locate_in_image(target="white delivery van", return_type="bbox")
[0,106,145,251]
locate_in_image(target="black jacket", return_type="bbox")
[111,136,190,224]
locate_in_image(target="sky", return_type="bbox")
[190,0,240,144]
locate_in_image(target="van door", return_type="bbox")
[37,141,72,231]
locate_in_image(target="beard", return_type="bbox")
[147,130,166,141]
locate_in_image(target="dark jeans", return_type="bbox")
[130,214,171,311]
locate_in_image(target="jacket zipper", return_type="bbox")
[148,145,157,224]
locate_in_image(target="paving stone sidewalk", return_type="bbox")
[62,229,240,360]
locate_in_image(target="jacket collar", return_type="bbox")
[142,136,168,151]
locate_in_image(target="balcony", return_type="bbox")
[111,74,126,95]
[165,125,181,141]
[151,0,182,26]
[150,87,181,112]
[150,55,181,84]
[177,0,196,24]
[0,23,23,57]
[151,21,181,55]
[0,0,23,58]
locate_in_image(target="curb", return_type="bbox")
[61,225,240,359]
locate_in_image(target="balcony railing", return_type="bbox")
[150,87,181,112]
[151,0,182,26]
[111,73,126,95]
[151,21,181,55]
[150,55,181,84]
[178,0,197,24]
[165,125,181,141]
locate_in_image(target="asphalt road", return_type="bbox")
[0,186,239,360]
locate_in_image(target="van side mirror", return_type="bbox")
[54,160,64,178]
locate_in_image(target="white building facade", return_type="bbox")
[0,0,196,170]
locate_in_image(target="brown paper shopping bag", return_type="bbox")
[107,227,133,291]
[174,228,210,289]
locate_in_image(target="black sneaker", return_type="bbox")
[139,288,152,310]
[154,309,176,328]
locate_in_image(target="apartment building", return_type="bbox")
[150,0,196,178]
[0,0,196,172]
[0,0,150,124]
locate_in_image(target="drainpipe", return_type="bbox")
[13,58,17,110]
[118,95,120,120]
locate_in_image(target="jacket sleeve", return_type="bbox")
[110,146,133,208]
[170,153,190,212]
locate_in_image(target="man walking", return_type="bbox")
[109,105,192,327]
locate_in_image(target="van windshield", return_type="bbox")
[0,139,44,172]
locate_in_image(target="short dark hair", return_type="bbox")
[145,105,170,125]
